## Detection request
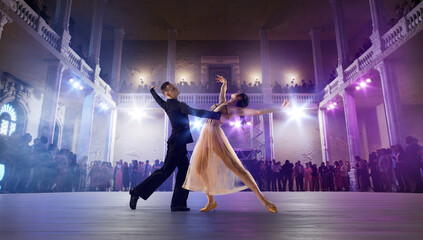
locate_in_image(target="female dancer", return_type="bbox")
[183,75,289,213]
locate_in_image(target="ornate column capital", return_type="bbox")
[0,9,13,40]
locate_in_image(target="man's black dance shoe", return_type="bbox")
[171,207,191,212]
[129,190,138,210]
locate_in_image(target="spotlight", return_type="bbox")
[229,122,235,126]
[329,104,334,109]
[287,107,305,119]
[192,120,203,129]
[69,78,74,83]
[246,122,252,126]
[79,86,84,90]
[366,78,372,83]
[99,102,109,111]
[129,109,146,120]
[359,82,367,88]
[327,106,331,110]
[356,86,361,90]
[73,82,80,88]
[333,102,338,106]
[234,121,242,128]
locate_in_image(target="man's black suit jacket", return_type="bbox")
[150,88,221,144]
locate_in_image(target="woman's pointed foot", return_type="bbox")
[200,201,217,212]
[262,196,277,213]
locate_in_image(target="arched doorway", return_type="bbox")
[0,102,25,136]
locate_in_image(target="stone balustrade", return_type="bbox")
[322,1,423,104]
[383,1,423,49]
[118,93,319,109]
[7,0,60,49]
[344,60,359,82]
[357,48,374,70]
[1,0,111,99]
[406,4,422,30]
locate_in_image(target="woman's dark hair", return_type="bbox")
[236,93,250,108]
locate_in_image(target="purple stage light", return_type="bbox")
[366,78,372,83]
[234,121,242,128]
[69,78,74,83]
[333,102,338,106]
[246,122,252,126]
[356,86,361,90]
[229,121,235,126]
[359,82,367,88]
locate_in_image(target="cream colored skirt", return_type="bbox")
[183,123,249,195]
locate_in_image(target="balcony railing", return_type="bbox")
[118,93,319,108]
[2,0,111,98]
[324,1,423,99]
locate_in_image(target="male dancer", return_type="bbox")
[129,82,221,211]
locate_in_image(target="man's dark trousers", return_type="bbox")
[132,142,189,208]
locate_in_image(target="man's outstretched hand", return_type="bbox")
[151,86,157,90]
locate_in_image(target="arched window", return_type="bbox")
[0,103,17,136]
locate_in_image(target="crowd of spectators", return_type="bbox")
[355,136,423,193]
[246,159,352,192]
[272,79,315,93]
[0,133,172,193]
[120,79,316,94]
[1,132,421,193]
[245,136,422,193]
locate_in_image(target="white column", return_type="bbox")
[78,92,97,161]
[111,28,125,91]
[259,29,272,104]
[310,28,324,91]
[318,108,331,163]
[88,0,107,73]
[263,113,274,161]
[369,0,388,54]
[166,29,177,83]
[329,0,350,71]
[105,108,117,162]
[340,89,361,191]
[53,0,72,49]
[374,61,404,146]
[259,29,274,161]
[369,0,388,33]
[38,61,66,143]
[0,10,13,40]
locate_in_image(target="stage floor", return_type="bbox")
[0,191,422,240]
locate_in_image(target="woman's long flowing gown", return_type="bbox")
[183,107,256,195]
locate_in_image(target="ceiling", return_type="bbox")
[65,0,399,41]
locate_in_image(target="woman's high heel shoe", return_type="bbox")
[262,196,278,213]
[200,201,217,212]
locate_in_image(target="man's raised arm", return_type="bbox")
[150,87,166,109]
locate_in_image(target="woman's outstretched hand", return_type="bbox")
[216,75,227,84]
[281,99,290,108]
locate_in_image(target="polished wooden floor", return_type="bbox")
[0,191,422,240]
